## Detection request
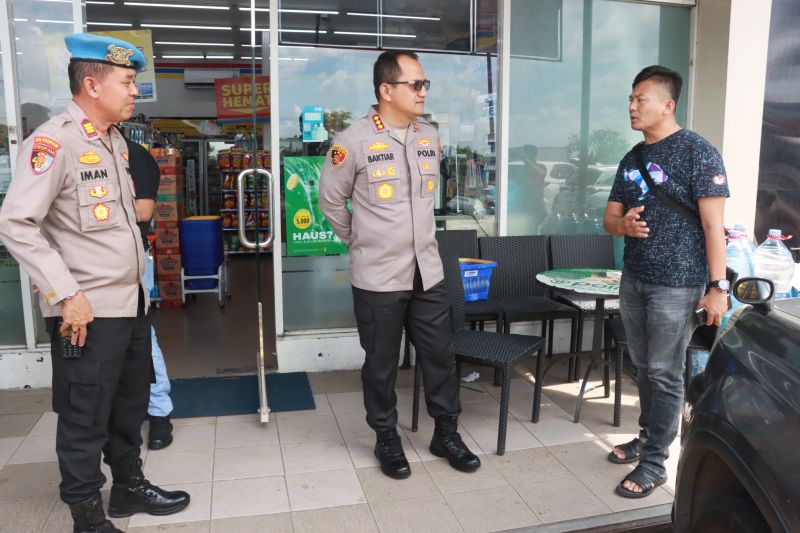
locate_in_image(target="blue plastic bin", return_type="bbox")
[180,216,224,290]
[459,258,497,302]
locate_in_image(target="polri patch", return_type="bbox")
[30,136,61,175]
[330,144,348,167]
[81,120,98,138]
[416,138,432,147]
[79,150,101,165]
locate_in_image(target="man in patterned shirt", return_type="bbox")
[603,65,729,498]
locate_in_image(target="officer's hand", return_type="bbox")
[621,206,649,238]
[60,292,94,347]
[697,290,728,327]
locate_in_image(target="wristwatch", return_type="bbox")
[708,279,731,293]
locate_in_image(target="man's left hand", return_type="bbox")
[697,290,729,326]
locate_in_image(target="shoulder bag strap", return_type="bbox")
[633,143,701,227]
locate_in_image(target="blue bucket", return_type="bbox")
[459,258,497,302]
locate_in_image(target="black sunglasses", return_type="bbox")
[386,79,431,92]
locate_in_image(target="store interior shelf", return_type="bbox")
[220,208,268,212]
[220,189,268,193]
[223,227,270,231]
[225,249,273,255]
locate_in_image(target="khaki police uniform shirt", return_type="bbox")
[319,106,443,292]
[0,101,146,317]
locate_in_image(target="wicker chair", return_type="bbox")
[410,256,545,455]
[549,235,620,381]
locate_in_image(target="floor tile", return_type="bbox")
[422,456,507,494]
[0,413,40,438]
[578,469,674,512]
[7,433,57,464]
[370,494,462,533]
[29,411,58,436]
[335,412,374,440]
[355,465,438,503]
[211,476,290,519]
[508,393,570,422]
[292,503,378,533]
[307,371,364,394]
[445,485,541,533]
[213,445,283,480]
[148,423,216,453]
[282,439,353,474]
[0,390,51,415]
[458,400,503,429]
[277,414,343,444]
[516,475,611,523]
[0,461,61,499]
[214,419,279,448]
[548,439,630,476]
[143,449,213,485]
[0,494,58,532]
[487,447,573,487]
[127,481,212,528]
[210,513,293,533]
[216,413,259,424]
[465,419,543,455]
[275,394,333,420]
[172,416,217,426]
[326,391,366,415]
[0,437,23,467]
[127,521,210,532]
[457,383,493,403]
[344,434,421,469]
[286,469,366,511]
[521,416,596,446]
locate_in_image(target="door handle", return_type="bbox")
[236,168,274,249]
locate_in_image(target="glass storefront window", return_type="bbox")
[506,0,691,237]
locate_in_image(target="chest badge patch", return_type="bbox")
[89,185,108,199]
[371,168,386,179]
[330,144,348,167]
[81,120,98,138]
[377,183,394,200]
[121,151,129,162]
[387,166,396,177]
[92,203,110,222]
[427,179,435,191]
[79,151,101,165]
[712,174,727,185]
[416,138,432,147]
[421,162,431,171]
[30,136,62,175]
[368,141,389,151]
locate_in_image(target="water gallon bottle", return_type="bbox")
[753,229,795,299]
[733,223,757,256]
[725,230,753,320]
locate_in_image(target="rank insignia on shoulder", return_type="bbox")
[371,114,386,132]
[330,144,348,167]
[416,138,432,147]
[79,151,101,165]
[368,141,389,151]
[92,203,110,222]
[121,152,129,162]
[81,120,98,138]
[89,185,108,199]
[30,136,62,175]
[377,183,394,200]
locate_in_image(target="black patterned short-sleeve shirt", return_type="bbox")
[608,129,729,287]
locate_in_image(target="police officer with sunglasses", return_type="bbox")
[319,51,480,479]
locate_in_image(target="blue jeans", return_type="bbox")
[619,274,704,477]
[142,254,173,418]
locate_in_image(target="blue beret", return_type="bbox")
[65,33,147,72]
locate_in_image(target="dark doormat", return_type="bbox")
[169,372,315,418]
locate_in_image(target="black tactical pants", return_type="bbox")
[352,269,461,432]
[46,289,152,504]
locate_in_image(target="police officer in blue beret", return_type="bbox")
[0,33,189,533]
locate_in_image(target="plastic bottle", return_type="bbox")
[753,229,795,299]
[725,230,753,317]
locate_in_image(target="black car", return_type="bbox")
[673,278,800,532]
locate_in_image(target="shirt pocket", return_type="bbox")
[366,162,403,205]
[77,178,121,232]
[417,159,439,198]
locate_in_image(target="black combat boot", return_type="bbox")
[430,415,481,472]
[108,458,190,518]
[69,494,122,533]
[374,428,411,479]
[147,415,173,450]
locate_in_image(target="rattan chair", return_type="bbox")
[549,235,620,381]
[410,256,545,455]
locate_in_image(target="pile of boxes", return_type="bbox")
[153,151,184,307]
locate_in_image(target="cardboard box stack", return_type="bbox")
[152,151,184,306]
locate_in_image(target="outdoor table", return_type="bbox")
[535,268,621,423]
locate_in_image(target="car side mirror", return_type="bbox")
[733,277,775,310]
